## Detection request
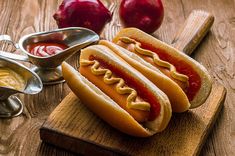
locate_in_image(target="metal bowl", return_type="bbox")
[0,57,42,118]
[0,27,99,85]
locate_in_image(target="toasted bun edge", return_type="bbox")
[99,40,190,112]
[80,45,172,132]
[62,62,153,137]
[113,28,212,108]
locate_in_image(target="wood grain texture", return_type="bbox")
[0,0,234,156]
[171,10,214,55]
[40,83,226,156]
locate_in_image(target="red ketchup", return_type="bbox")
[28,42,68,57]
[138,41,201,101]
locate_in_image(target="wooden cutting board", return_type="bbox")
[40,10,226,156]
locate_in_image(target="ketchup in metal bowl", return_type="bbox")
[27,42,68,57]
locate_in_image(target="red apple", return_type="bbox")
[119,0,164,34]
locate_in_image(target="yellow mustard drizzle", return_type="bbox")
[80,59,150,111]
[119,37,189,83]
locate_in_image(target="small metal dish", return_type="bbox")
[0,57,42,118]
[0,27,99,85]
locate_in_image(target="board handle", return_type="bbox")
[171,10,214,55]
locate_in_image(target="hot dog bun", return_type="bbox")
[99,40,190,112]
[111,28,212,109]
[62,45,172,137]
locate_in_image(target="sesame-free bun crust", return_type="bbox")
[100,40,190,112]
[62,45,172,137]
[112,28,212,108]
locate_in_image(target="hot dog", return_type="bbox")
[62,45,172,137]
[100,28,212,111]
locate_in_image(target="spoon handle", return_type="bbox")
[0,35,19,49]
[0,51,29,62]
[0,35,29,62]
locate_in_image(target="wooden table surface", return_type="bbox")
[0,0,234,155]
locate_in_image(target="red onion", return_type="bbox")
[53,0,112,34]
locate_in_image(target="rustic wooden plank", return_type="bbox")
[0,0,234,155]
[176,1,235,156]
[0,1,30,156]
[171,10,214,55]
[0,0,73,155]
[0,1,15,33]
[40,83,226,155]
[155,0,186,43]
[0,0,17,51]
